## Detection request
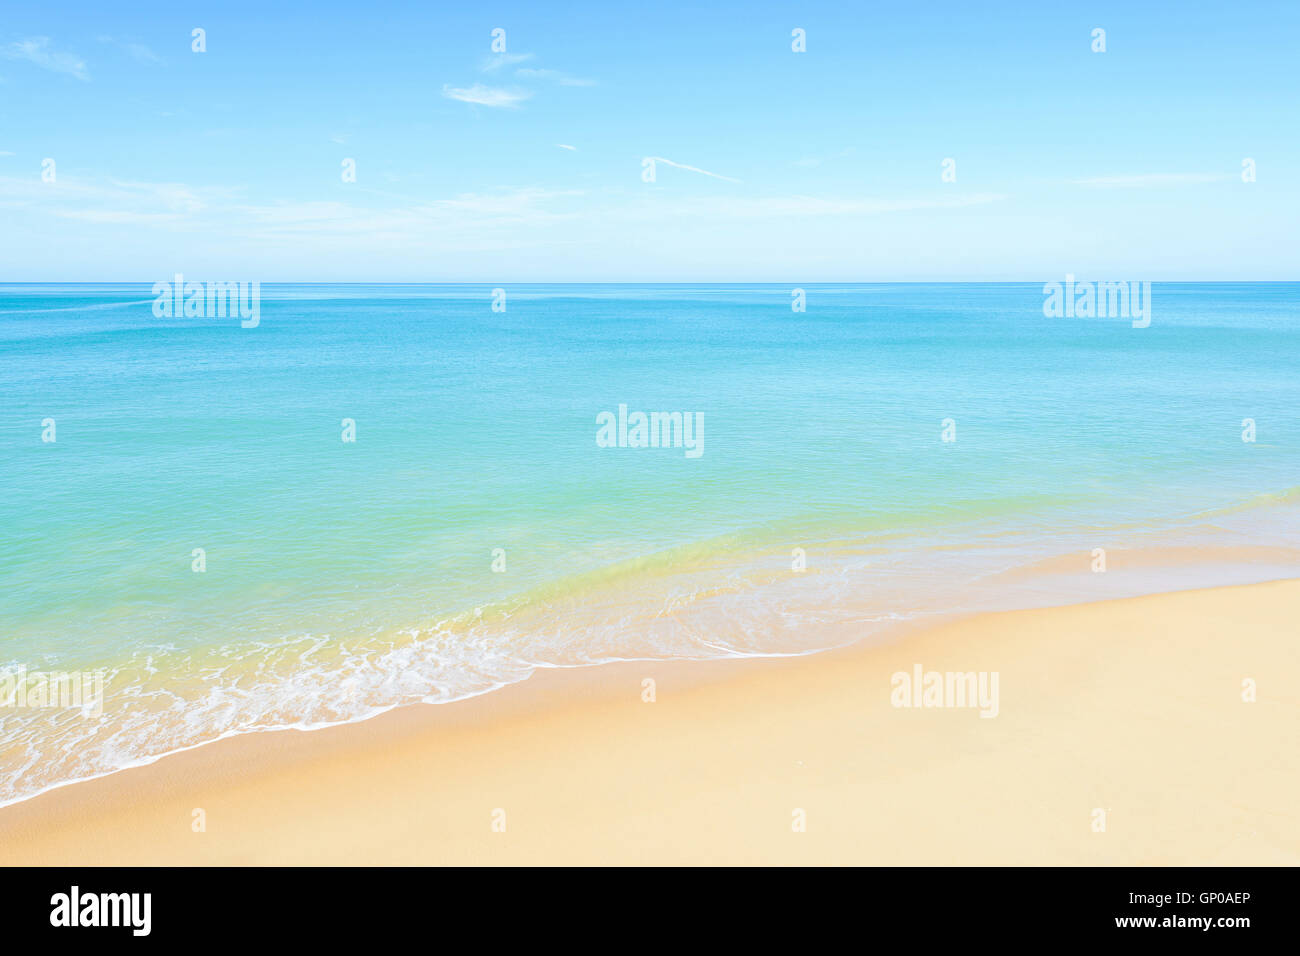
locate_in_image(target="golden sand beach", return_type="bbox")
[1,579,1296,866]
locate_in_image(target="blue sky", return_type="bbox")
[1,0,1297,280]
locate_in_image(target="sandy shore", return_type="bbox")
[2,579,1296,865]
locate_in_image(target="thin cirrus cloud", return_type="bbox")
[52,209,184,225]
[441,84,532,109]
[447,54,594,110]
[3,37,89,80]
[481,53,533,72]
[0,175,566,237]
[645,157,741,184]
[1,171,1009,244]
[515,67,596,87]
[0,174,225,218]
[556,144,577,151]
[631,193,1011,220]
[0,174,223,235]
[1069,172,1232,187]
[97,36,161,64]
[235,188,587,240]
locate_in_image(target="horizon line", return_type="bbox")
[3,279,1298,285]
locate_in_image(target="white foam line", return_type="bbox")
[0,642,856,811]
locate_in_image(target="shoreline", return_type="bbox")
[4,543,1298,814]
[1,578,1296,865]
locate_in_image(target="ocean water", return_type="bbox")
[2,282,1298,804]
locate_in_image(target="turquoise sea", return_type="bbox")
[2,282,1298,804]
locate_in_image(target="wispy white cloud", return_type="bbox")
[646,156,741,184]
[235,187,586,241]
[126,42,159,63]
[633,192,1009,219]
[442,84,532,109]
[107,180,209,213]
[234,188,995,237]
[4,37,89,80]
[0,165,1010,264]
[428,187,584,219]
[0,174,231,218]
[1069,172,1231,187]
[98,36,161,64]
[516,67,596,87]
[556,144,577,151]
[481,53,532,72]
[52,209,183,224]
